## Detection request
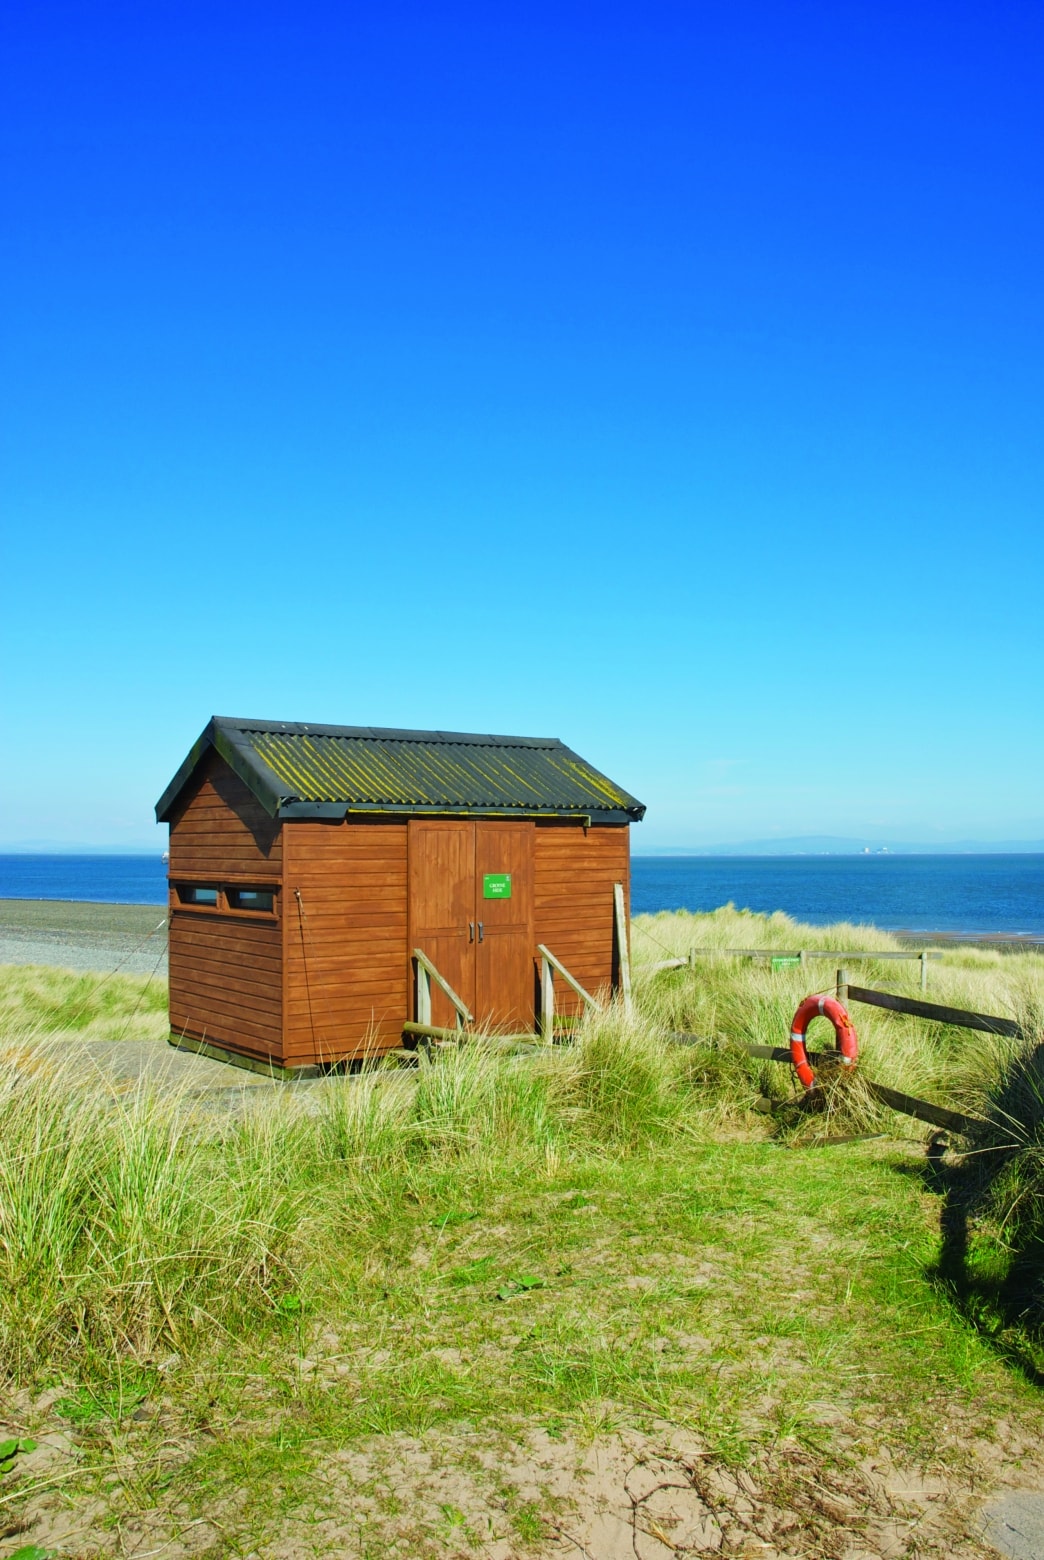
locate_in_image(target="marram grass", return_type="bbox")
[0,1014,715,1381]
[0,962,168,1044]
[1,906,1043,1390]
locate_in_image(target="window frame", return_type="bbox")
[225,885,276,914]
[170,879,279,920]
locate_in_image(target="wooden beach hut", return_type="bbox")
[155,717,645,1072]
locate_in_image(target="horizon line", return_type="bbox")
[3,839,1044,858]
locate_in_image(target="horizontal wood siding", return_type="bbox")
[167,750,282,878]
[283,819,409,1063]
[167,753,283,1062]
[534,823,629,1016]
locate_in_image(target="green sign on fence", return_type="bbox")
[771,956,801,973]
[483,873,512,899]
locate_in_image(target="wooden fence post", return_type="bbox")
[613,882,632,1015]
[541,953,555,1044]
[799,949,807,972]
[416,958,432,1027]
[836,967,849,1004]
[920,951,929,992]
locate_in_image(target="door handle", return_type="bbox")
[468,921,474,942]
[478,921,484,942]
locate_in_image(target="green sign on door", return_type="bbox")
[483,873,512,899]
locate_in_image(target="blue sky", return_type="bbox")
[2,1,1042,850]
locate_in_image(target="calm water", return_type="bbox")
[631,854,1044,935]
[1,852,1042,936]
[0,855,169,905]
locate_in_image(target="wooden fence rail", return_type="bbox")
[636,947,940,988]
[403,1020,539,1047]
[676,949,941,961]
[672,1034,990,1134]
[740,1042,987,1133]
[839,978,1021,1038]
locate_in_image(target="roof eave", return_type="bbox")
[154,724,216,822]
[155,717,292,822]
[276,801,641,824]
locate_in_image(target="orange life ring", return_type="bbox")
[789,994,859,1091]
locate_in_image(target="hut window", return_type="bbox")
[227,887,275,913]
[178,884,219,906]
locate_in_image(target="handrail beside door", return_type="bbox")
[537,943,605,1043]
[413,947,475,1030]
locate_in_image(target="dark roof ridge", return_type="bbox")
[214,716,565,748]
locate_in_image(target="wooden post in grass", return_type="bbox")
[799,949,807,972]
[416,958,432,1027]
[541,952,555,1044]
[836,967,849,1005]
[613,882,633,1015]
[920,951,929,992]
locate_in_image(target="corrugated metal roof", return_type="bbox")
[155,717,645,824]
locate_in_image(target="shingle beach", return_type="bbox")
[0,899,168,974]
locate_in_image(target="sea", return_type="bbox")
[1,852,1043,938]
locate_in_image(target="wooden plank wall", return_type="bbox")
[282,819,409,1064]
[167,751,281,877]
[534,823,629,1016]
[167,752,283,1061]
[167,767,630,1063]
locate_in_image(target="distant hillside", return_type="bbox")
[637,836,1044,856]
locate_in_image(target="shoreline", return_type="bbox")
[0,896,166,910]
[895,927,1044,948]
[1,899,1042,977]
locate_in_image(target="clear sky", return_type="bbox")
[2,2,1042,851]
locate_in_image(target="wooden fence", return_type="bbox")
[640,947,940,989]
[836,969,1021,1037]
[733,969,1020,1137]
[677,964,1021,1137]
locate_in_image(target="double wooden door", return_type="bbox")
[408,819,535,1030]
